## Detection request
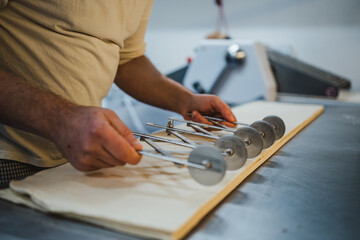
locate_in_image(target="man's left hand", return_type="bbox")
[182,94,236,127]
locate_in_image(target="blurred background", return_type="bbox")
[103,0,360,133]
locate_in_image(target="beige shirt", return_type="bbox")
[0,0,154,167]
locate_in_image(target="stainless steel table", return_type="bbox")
[1,100,359,240]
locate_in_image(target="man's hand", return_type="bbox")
[114,56,236,127]
[0,68,143,172]
[55,106,143,171]
[182,94,237,127]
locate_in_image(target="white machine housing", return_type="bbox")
[183,39,277,105]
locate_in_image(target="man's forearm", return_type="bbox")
[114,56,194,116]
[0,68,75,142]
[0,67,143,170]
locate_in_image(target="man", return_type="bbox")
[0,0,236,186]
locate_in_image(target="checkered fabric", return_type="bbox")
[0,159,46,188]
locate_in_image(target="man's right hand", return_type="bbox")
[55,106,143,171]
[0,68,142,172]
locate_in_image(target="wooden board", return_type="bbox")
[0,101,324,239]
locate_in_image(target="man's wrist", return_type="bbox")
[48,101,79,143]
[178,91,196,116]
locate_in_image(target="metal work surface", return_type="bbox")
[189,103,360,240]
[0,103,359,240]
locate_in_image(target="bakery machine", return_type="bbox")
[183,39,277,105]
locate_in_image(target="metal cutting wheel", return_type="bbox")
[250,120,276,149]
[263,115,286,140]
[188,145,227,186]
[234,126,263,158]
[215,135,247,170]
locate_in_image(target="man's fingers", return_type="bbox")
[72,163,98,172]
[190,110,214,126]
[211,97,237,123]
[98,146,126,166]
[105,110,143,151]
[188,110,236,129]
[218,120,237,128]
[101,125,142,165]
[71,138,128,171]
[90,158,114,169]
[71,156,111,171]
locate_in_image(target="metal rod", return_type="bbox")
[139,124,234,158]
[133,132,195,149]
[135,133,210,170]
[138,150,207,170]
[142,138,172,157]
[188,124,218,136]
[202,115,249,127]
[144,149,191,155]
[146,123,219,140]
[202,116,266,138]
[166,129,232,157]
[207,119,233,130]
[167,130,198,147]
[169,117,235,133]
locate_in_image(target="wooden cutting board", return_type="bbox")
[0,101,324,239]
